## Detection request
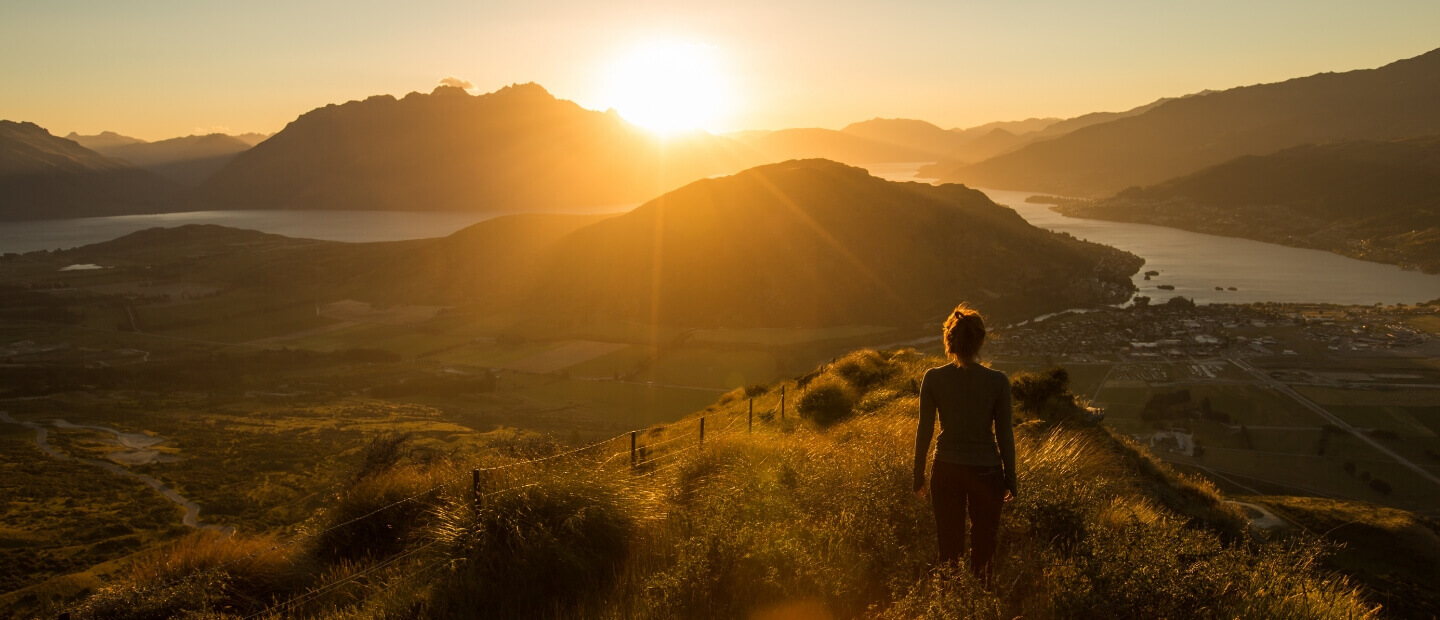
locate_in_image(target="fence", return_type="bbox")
[72,386,795,619]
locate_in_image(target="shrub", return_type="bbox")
[309,467,447,564]
[830,349,894,390]
[876,564,1004,620]
[73,532,305,619]
[427,470,634,618]
[797,376,857,426]
[1009,367,1071,417]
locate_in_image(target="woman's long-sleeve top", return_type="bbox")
[913,363,1017,494]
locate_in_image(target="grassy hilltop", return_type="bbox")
[36,349,1395,619]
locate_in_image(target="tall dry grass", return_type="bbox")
[71,349,1379,619]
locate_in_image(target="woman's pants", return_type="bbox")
[930,461,1004,582]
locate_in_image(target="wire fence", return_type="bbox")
[81,392,783,619]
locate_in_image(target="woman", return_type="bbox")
[913,303,1016,583]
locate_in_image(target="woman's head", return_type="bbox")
[943,303,986,366]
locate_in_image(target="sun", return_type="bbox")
[601,40,732,135]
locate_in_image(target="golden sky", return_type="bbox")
[2,0,1437,140]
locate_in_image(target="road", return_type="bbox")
[1227,501,1289,531]
[1229,356,1440,490]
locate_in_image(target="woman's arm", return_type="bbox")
[914,370,936,493]
[994,372,1017,497]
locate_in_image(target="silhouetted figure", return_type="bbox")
[914,303,1016,585]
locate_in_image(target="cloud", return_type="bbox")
[438,76,477,93]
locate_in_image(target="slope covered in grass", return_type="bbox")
[53,350,1380,619]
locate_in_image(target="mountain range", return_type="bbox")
[1048,137,1440,272]
[69,132,254,185]
[0,121,177,221]
[190,83,757,212]
[922,49,1440,195]
[728,98,1167,169]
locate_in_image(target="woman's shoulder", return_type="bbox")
[980,364,1009,382]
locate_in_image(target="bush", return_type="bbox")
[797,376,857,426]
[310,467,447,564]
[1368,478,1392,495]
[830,349,894,391]
[427,470,634,618]
[877,564,1004,620]
[1010,367,1071,416]
[73,532,306,619]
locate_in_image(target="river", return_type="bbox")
[0,411,229,533]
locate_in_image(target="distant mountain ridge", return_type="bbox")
[0,121,177,221]
[1049,137,1440,271]
[923,48,1440,195]
[191,83,758,212]
[730,98,1182,172]
[71,133,253,185]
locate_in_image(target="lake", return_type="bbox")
[0,205,632,254]
[862,162,1440,305]
[981,188,1440,306]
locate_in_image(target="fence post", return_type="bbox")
[630,430,637,467]
[748,398,753,432]
[700,417,705,445]
[471,469,480,507]
[781,385,786,420]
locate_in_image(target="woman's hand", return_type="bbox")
[915,487,928,500]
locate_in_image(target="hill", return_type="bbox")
[737,119,1045,168]
[527,159,1141,327]
[1049,137,1440,271]
[0,121,178,221]
[732,127,940,165]
[65,160,1141,329]
[231,132,271,146]
[735,101,1183,175]
[950,116,1060,142]
[922,48,1440,196]
[1257,495,1440,618]
[191,83,757,212]
[63,131,145,151]
[35,350,1387,619]
[77,133,253,185]
[840,118,971,159]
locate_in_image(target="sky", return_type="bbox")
[2,0,1438,140]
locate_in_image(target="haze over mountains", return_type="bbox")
[64,160,1141,327]
[192,83,757,212]
[1050,137,1440,272]
[69,132,254,185]
[728,98,1169,169]
[0,121,177,221]
[923,48,1440,196]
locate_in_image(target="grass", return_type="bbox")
[52,350,1382,619]
[1257,495,1440,618]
